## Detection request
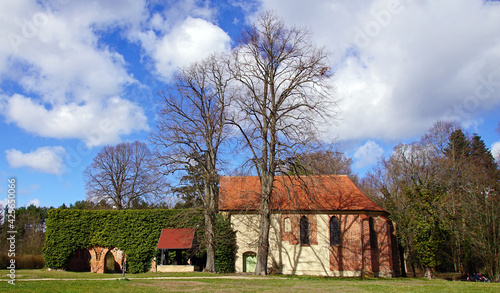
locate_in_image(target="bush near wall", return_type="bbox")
[43,208,236,273]
[194,214,237,274]
[0,254,45,269]
[214,217,236,273]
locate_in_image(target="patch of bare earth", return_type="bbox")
[131,280,208,291]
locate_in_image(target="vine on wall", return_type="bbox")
[43,209,236,273]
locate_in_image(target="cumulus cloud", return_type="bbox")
[257,0,500,143]
[492,141,500,162]
[0,0,149,145]
[353,140,384,169]
[6,146,67,175]
[3,94,148,146]
[153,17,231,79]
[132,16,231,81]
[0,1,234,145]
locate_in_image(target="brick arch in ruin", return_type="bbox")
[88,246,124,274]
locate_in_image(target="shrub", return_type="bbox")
[214,215,237,273]
[0,253,45,269]
[16,255,45,269]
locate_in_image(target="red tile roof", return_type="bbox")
[157,228,195,249]
[219,175,386,213]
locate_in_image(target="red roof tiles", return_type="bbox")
[157,228,195,249]
[219,175,386,213]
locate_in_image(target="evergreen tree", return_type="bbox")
[445,129,470,162]
[173,160,205,209]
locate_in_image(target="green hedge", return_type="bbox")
[43,209,236,273]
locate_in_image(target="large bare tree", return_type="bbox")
[150,54,230,272]
[84,141,167,209]
[228,11,335,275]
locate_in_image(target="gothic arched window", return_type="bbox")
[284,217,291,233]
[300,216,310,245]
[330,216,340,246]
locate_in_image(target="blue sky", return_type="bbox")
[1,0,500,208]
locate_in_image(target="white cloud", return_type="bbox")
[0,0,149,145]
[492,141,500,162]
[2,94,148,147]
[354,140,384,169]
[257,0,500,143]
[27,198,40,207]
[154,17,231,79]
[134,16,231,81]
[0,1,232,144]
[6,146,67,175]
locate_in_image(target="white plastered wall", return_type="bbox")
[231,212,393,276]
[231,213,359,276]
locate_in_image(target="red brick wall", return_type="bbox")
[280,213,396,276]
[329,215,363,272]
[88,246,124,273]
[281,214,317,245]
[328,215,394,276]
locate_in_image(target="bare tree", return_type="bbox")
[84,141,167,209]
[284,148,358,183]
[421,120,460,157]
[150,54,231,272]
[228,11,335,275]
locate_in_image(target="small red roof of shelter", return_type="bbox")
[219,175,386,213]
[157,228,195,249]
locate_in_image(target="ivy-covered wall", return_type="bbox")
[43,209,236,273]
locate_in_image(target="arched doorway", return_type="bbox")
[104,250,118,273]
[243,251,257,273]
[68,248,91,271]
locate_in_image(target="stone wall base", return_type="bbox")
[156,265,200,273]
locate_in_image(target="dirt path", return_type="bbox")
[0,275,271,282]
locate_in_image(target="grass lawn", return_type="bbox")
[1,269,499,292]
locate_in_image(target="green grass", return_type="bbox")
[1,270,499,292]
[0,269,215,280]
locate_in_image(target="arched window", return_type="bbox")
[300,216,310,245]
[369,217,378,250]
[284,217,291,233]
[330,216,340,246]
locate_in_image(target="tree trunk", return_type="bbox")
[254,177,273,276]
[398,243,407,277]
[254,203,271,275]
[204,210,216,272]
[204,182,218,272]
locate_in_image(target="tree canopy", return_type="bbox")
[362,121,500,279]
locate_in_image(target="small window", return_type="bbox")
[300,216,310,245]
[284,217,291,233]
[330,216,340,246]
